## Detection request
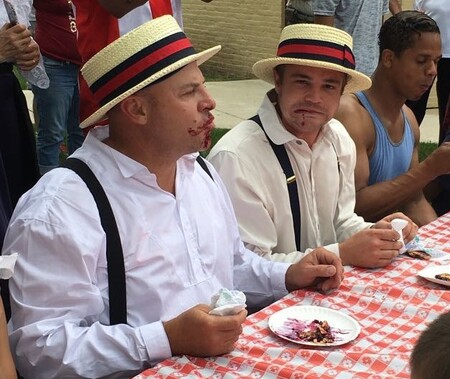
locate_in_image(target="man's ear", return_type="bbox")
[119,95,148,125]
[274,68,281,94]
[381,49,394,68]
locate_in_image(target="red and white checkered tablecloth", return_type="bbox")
[134,213,450,379]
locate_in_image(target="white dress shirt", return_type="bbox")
[208,93,371,263]
[3,126,289,379]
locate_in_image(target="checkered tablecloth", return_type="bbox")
[134,213,450,379]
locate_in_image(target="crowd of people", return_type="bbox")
[0,1,449,378]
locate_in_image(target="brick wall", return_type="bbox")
[183,0,284,80]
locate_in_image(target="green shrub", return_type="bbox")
[419,141,438,162]
[201,128,230,157]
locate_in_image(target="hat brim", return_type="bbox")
[253,57,372,94]
[80,45,221,129]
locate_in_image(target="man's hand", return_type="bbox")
[423,142,450,178]
[339,228,402,268]
[0,23,32,64]
[373,212,418,244]
[340,212,419,268]
[15,37,40,71]
[285,247,344,292]
[163,304,247,357]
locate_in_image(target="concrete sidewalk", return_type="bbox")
[24,80,440,143]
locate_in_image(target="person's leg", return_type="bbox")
[33,57,75,174]
[436,58,450,144]
[66,64,84,155]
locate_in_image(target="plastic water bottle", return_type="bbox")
[20,55,50,89]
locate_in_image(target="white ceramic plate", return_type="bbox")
[269,305,361,346]
[418,265,450,287]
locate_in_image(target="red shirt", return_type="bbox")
[33,0,82,65]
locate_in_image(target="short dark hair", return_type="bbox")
[378,10,440,57]
[410,311,450,379]
[274,64,287,82]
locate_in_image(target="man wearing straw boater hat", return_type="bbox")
[209,23,418,268]
[3,16,344,379]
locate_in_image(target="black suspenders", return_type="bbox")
[63,158,127,325]
[249,115,301,251]
[62,155,213,325]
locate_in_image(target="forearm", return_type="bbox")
[400,194,437,227]
[11,319,165,378]
[97,0,148,18]
[355,161,436,221]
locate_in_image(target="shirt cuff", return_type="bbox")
[270,261,291,299]
[138,320,172,366]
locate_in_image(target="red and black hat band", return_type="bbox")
[277,38,355,69]
[91,32,196,106]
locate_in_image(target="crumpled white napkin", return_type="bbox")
[405,235,431,252]
[0,252,18,279]
[391,218,408,254]
[209,288,247,316]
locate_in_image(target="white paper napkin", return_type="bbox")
[209,288,247,316]
[391,218,408,254]
[0,252,18,279]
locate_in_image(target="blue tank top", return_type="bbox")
[355,92,414,185]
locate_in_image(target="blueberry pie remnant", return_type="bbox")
[435,273,450,281]
[278,318,338,344]
[405,250,431,260]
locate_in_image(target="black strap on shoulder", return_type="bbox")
[62,158,127,325]
[250,115,301,251]
[196,155,213,181]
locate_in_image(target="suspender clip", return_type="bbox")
[286,175,296,184]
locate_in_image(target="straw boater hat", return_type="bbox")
[80,15,221,129]
[253,23,371,94]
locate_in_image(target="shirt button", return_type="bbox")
[296,141,302,145]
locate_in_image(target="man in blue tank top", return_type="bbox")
[336,11,450,227]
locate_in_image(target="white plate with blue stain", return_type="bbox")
[269,305,360,346]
